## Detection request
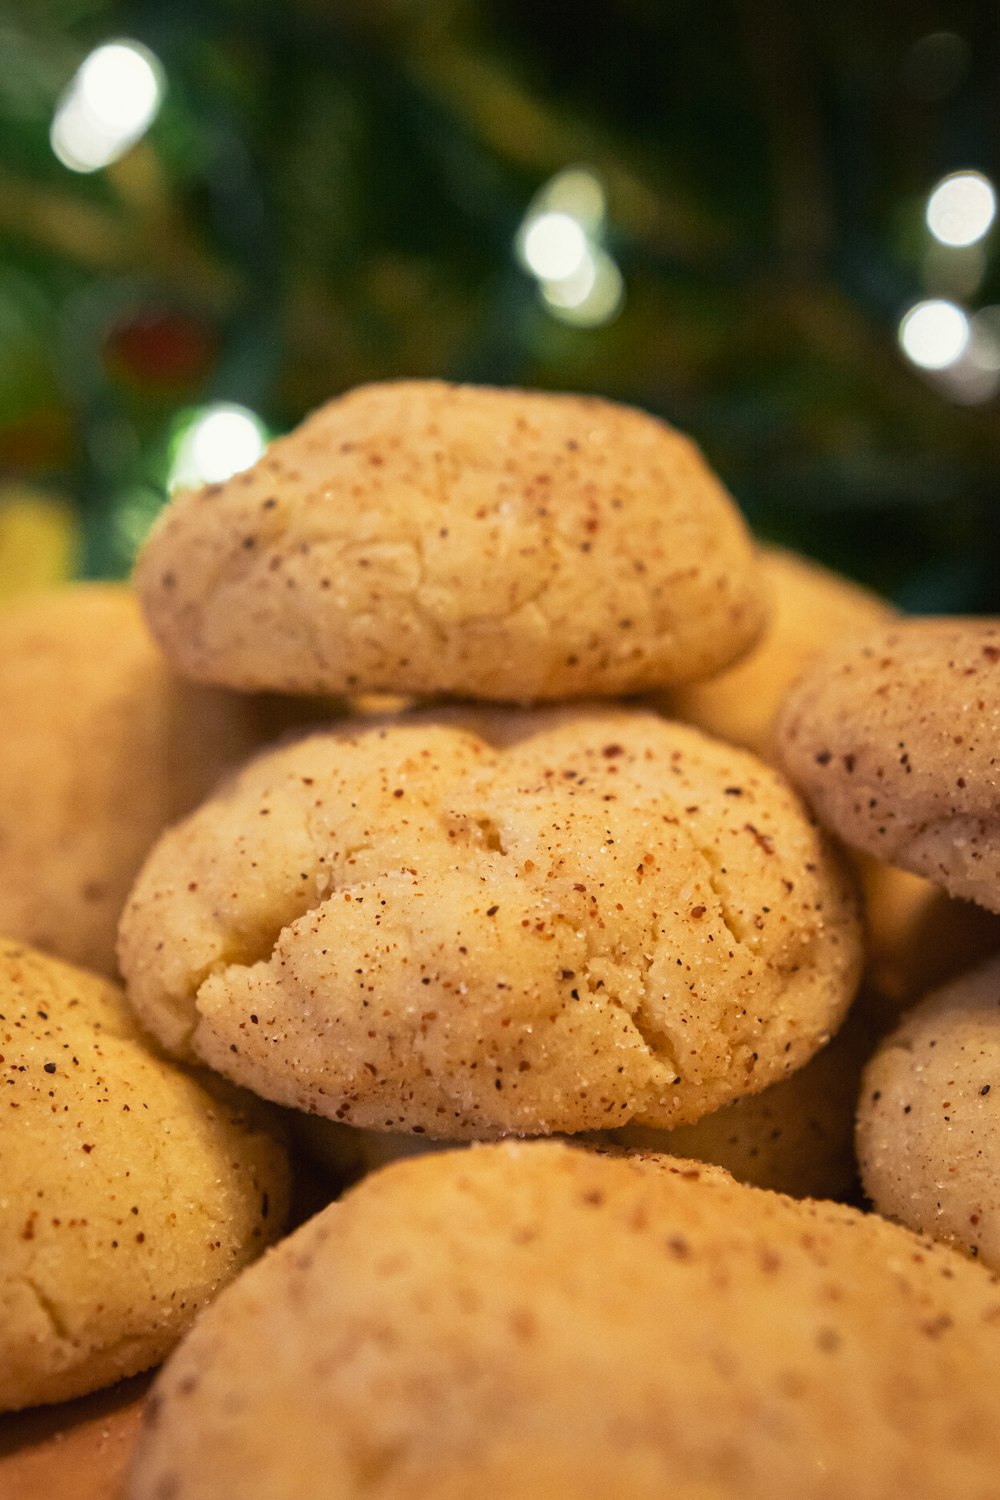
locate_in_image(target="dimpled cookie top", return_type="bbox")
[117,708,862,1139]
[124,1141,1000,1500]
[133,381,767,702]
[775,617,1000,912]
[0,941,291,1412]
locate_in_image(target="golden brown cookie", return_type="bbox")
[857,856,1000,1020]
[775,617,1000,912]
[0,582,328,976]
[125,1140,1000,1500]
[301,1001,874,1203]
[117,707,862,1139]
[0,942,291,1412]
[857,951,1000,1267]
[133,381,767,702]
[655,544,893,757]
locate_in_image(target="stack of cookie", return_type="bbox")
[118,382,865,1160]
[4,379,1000,1499]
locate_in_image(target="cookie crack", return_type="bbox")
[695,849,745,948]
[23,1275,71,1343]
[628,938,687,1081]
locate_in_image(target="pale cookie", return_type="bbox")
[0,582,326,976]
[133,380,767,702]
[857,951,1000,1268]
[775,617,1000,912]
[117,708,862,1139]
[125,1140,1000,1500]
[0,942,291,1412]
[655,544,893,757]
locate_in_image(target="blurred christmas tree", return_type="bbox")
[1,0,998,608]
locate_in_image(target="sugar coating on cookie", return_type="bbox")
[657,544,893,757]
[857,951,1000,1268]
[0,942,291,1412]
[124,1140,1000,1500]
[133,381,767,702]
[0,582,327,976]
[609,1001,876,1200]
[775,617,1000,912]
[117,708,862,1138]
[295,1001,872,1202]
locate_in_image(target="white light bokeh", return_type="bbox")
[541,247,625,327]
[898,298,970,370]
[532,167,606,232]
[516,167,624,328]
[51,39,164,174]
[168,405,268,491]
[926,171,997,247]
[519,211,590,282]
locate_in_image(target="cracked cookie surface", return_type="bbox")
[0,941,291,1412]
[133,380,767,702]
[117,708,862,1138]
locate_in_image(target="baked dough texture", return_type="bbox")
[117,707,862,1139]
[124,1140,1000,1500]
[294,1001,872,1202]
[775,617,1000,912]
[656,543,893,757]
[610,1000,875,1200]
[0,942,291,1412]
[857,952,1000,1268]
[0,582,324,976]
[133,380,767,702]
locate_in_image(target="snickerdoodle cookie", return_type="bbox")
[133,381,767,702]
[658,544,893,757]
[0,583,324,976]
[117,707,862,1139]
[857,951,1000,1268]
[0,941,291,1412]
[775,617,1000,912]
[124,1140,1000,1500]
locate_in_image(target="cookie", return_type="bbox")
[775,617,1000,912]
[296,1001,873,1203]
[857,857,1000,1019]
[857,951,1000,1268]
[133,380,767,702]
[656,544,893,757]
[609,1000,876,1200]
[0,941,291,1412]
[0,582,328,976]
[117,707,862,1138]
[124,1140,1000,1500]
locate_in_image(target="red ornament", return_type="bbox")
[103,309,217,391]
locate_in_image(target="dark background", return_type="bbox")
[2,0,998,608]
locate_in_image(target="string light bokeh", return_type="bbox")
[1,4,998,608]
